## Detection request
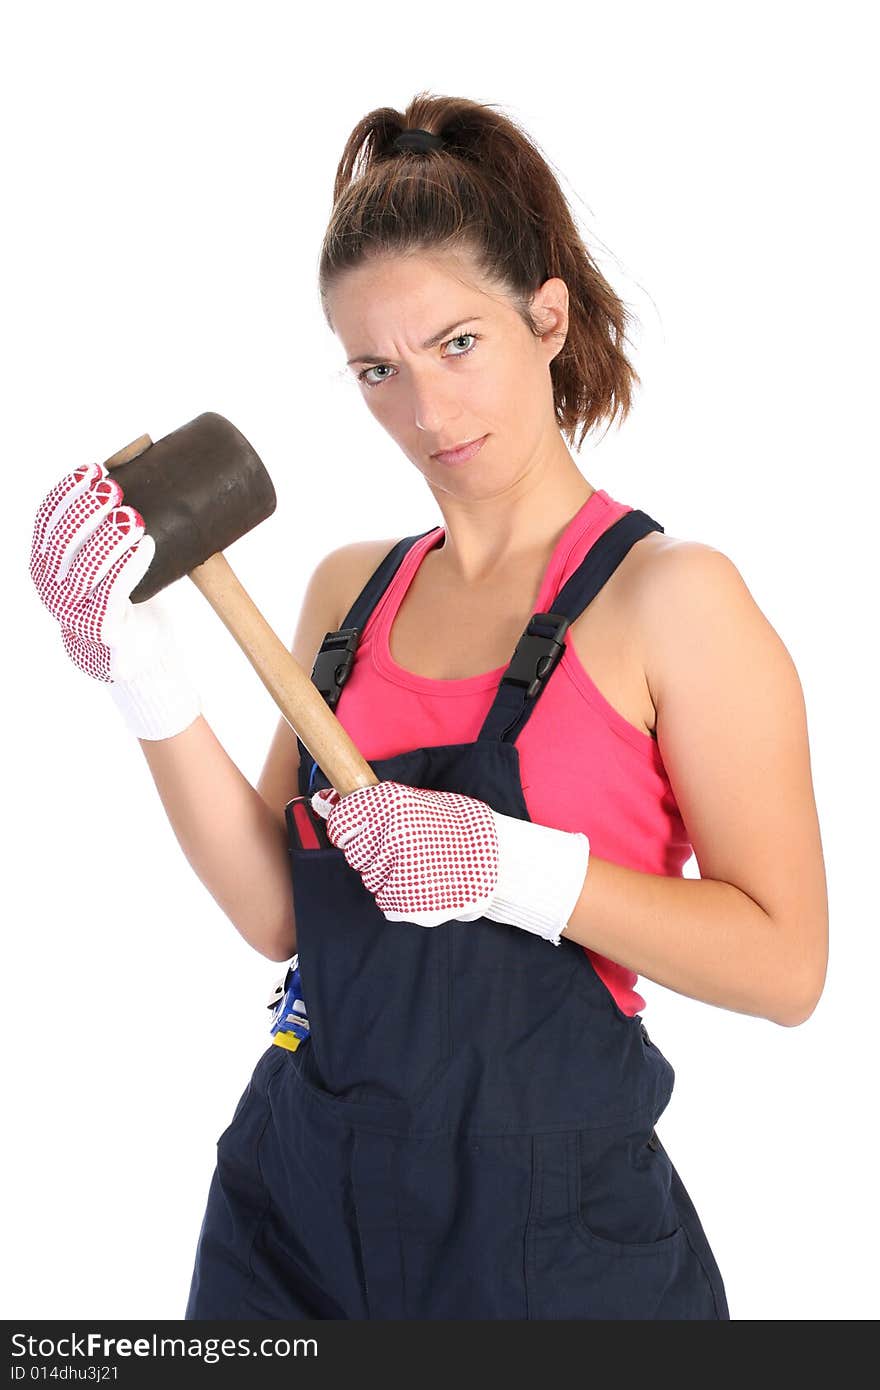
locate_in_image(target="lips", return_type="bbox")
[432,434,488,465]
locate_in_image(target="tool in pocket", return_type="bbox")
[267,954,310,1051]
[266,793,334,1050]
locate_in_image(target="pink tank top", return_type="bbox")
[332,488,692,1016]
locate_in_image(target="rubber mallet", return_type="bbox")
[102,411,378,799]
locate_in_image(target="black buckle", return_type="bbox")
[500,612,570,701]
[311,627,360,710]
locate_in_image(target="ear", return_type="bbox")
[531,276,569,363]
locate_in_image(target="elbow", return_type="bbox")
[256,942,297,964]
[226,909,296,963]
[267,918,297,963]
[773,963,827,1028]
[266,943,297,964]
[236,911,296,963]
[775,1000,818,1028]
[769,911,828,1027]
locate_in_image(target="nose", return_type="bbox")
[383,361,458,436]
[408,367,463,438]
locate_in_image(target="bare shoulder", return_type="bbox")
[322,536,406,627]
[629,536,786,703]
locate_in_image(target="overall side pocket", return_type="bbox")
[525,1130,718,1319]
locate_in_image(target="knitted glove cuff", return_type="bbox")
[483,809,590,946]
[108,642,202,741]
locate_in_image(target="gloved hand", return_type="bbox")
[29,459,202,740]
[311,780,590,947]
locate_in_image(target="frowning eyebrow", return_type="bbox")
[346,318,484,366]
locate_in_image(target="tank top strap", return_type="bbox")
[295,529,436,793]
[477,507,664,747]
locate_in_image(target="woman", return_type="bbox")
[29,93,827,1320]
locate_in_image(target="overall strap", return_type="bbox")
[295,530,436,795]
[477,508,664,746]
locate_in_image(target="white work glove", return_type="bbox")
[29,459,202,740]
[312,781,590,946]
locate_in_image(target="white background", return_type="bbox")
[3,0,876,1322]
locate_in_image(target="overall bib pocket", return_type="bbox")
[289,843,452,1110]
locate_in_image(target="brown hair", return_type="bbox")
[319,92,641,452]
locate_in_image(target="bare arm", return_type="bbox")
[562,544,828,1027]
[137,714,296,962]
[133,539,379,962]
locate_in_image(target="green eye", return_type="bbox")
[446,333,476,355]
[358,332,480,387]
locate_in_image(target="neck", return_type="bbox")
[428,445,595,586]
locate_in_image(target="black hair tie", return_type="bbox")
[392,128,444,154]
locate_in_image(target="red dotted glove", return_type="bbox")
[312,780,590,946]
[29,460,201,739]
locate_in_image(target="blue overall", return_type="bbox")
[184,506,730,1320]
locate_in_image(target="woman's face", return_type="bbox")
[325,247,568,495]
